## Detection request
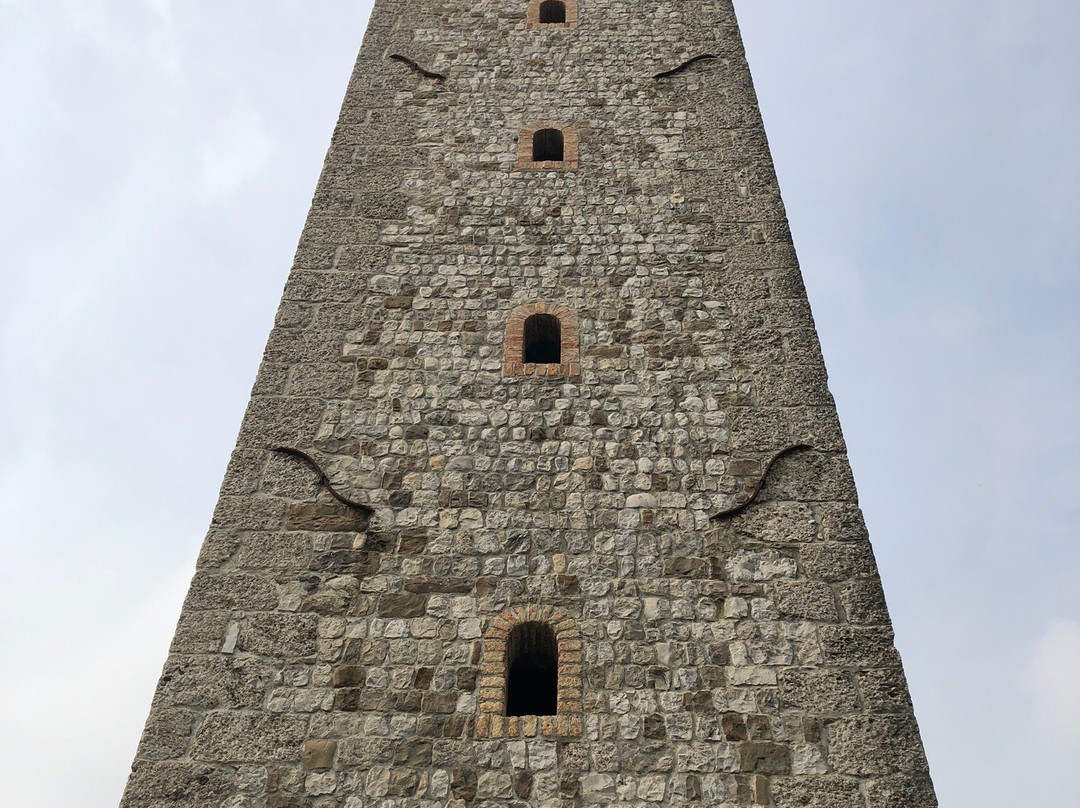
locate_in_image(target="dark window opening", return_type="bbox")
[506,622,558,716]
[532,128,564,162]
[523,314,561,364]
[539,0,567,23]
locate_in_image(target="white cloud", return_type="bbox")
[1026,621,1080,744]
[198,110,275,203]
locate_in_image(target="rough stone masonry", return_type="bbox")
[120,0,938,806]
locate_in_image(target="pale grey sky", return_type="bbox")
[1,1,1078,806]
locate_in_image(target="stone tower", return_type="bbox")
[121,1,938,806]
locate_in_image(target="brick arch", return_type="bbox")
[475,605,584,738]
[503,302,581,377]
[516,123,579,170]
[526,0,579,29]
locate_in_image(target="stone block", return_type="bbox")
[120,762,235,808]
[302,739,338,771]
[377,593,427,617]
[800,543,878,583]
[820,626,901,668]
[838,579,890,625]
[777,668,860,714]
[773,581,838,621]
[863,773,938,808]
[286,502,369,533]
[739,741,791,774]
[191,713,307,763]
[827,717,928,776]
[771,775,863,808]
[240,613,319,660]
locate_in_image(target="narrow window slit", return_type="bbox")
[523,314,561,364]
[506,622,558,716]
[538,0,566,23]
[532,128,564,163]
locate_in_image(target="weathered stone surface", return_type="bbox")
[857,668,915,714]
[800,542,879,583]
[827,716,929,777]
[135,708,196,760]
[121,1,936,805]
[864,773,939,807]
[772,775,864,808]
[239,613,319,659]
[286,502,369,532]
[191,713,308,763]
[773,581,838,621]
[821,626,902,668]
[302,739,338,770]
[120,762,234,808]
[778,668,860,714]
[839,578,890,625]
[185,572,278,611]
[156,655,271,710]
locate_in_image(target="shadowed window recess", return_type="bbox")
[506,622,558,717]
[538,0,566,23]
[532,128,564,162]
[523,314,561,364]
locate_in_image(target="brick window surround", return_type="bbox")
[516,123,579,170]
[475,605,584,739]
[526,0,578,28]
[503,302,581,377]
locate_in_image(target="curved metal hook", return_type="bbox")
[711,444,813,520]
[271,446,374,515]
[653,54,718,80]
[389,54,446,81]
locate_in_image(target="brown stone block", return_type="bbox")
[302,739,338,771]
[739,741,791,775]
[722,713,748,741]
[285,502,369,533]
[404,576,473,594]
[377,592,427,617]
[331,665,367,687]
[422,692,458,714]
[392,739,433,766]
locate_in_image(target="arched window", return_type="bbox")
[538,0,566,23]
[523,314,561,364]
[527,0,577,28]
[503,303,580,377]
[517,124,578,169]
[506,622,558,716]
[476,605,583,738]
[532,128,564,162]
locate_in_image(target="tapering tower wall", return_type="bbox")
[121,1,937,806]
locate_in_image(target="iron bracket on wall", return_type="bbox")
[711,444,813,520]
[271,446,374,515]
[389,54,446,81]
[653,54,718,80]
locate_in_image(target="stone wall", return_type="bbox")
[121,1,937,806]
